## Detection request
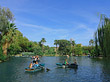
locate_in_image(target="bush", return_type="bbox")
[0,54,8,61]
[34,47,43,56]
[22,52,35,56]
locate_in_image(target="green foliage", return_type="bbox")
[57,39,71,55]
[1,23,17,44]
[0,47,7,61]
[44,47,56,56]
[54,39,77,56]
[74,44,82,56]
[34,46,43,56]
[40,38,46,45]
[7,30,22,55]
[0,6,14,42]
[22,52,35,56]
[6,29,55,56]
[54,40,58,48]
[82,46,89,55]
[89,39,94,46]
[0,46,3,56]
[0,54,7,61]
[83,45,95,56]
[0,6,16,59]
[0,7,14,33]
[8,43,21,55]
[94,15,110,57]
[39,38,46,53]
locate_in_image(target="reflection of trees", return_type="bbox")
[92,58,110,82]
[101,58,110,82]
[0,57,31,82]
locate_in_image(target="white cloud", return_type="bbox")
[19,22,68,33]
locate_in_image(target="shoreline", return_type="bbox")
[0,54,107,63]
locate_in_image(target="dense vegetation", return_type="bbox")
[0,6,16,61]
[94,15,110,57]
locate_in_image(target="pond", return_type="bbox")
[0,56,110,82]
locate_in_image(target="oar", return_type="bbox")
[46,68,51,72]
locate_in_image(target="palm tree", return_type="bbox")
[72,40,75,46]
[0,7,15,56]
[54,40,58,55]
[89,39,94,46]
[2,23,17,56]
[41,38,46,45]
[40,38,46,53]
[70,39,75,55]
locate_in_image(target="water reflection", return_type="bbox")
[98,58,110,82]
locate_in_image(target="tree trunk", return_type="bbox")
[2,42,8,56]
[55,45,57,55]
[2,39,11,56]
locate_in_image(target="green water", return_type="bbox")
[0,56,110,82]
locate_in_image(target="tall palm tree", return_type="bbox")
[54,40,58,54]
[70,39,75,55]
[72,40,75,46]
[2,23,17,56]
[0,7,15,56]
[40,38,46,53]
[41,38,46,45]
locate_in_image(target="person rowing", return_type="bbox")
[65,59,69,65]
[33,61,39,68]
[29,62,33,69]
[33,57,37,63]
[36,56,40,63]
[74,59,77,65]
[33,55,40,63]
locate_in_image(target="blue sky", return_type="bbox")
[1,0,110,46]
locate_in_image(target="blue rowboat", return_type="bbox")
[25,63,45,72]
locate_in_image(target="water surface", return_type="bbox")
[0,56,110,82]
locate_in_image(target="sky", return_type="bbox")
[1,0,110,47]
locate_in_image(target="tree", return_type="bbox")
[57,39,71,55]
[41,38,46,45]
[74,44,82,56]
[89,39,94,46]
[70,39,75,55]
[54,40,58,55]
[0,7,14,42]
[7,30,22,55]
[94,14,110,57]
[40,38,46,53]
[0,6,15,56]
[19,36,29,52]
[1,23,17,56]
[82,46,89,55]
[94,31,100,57]
[34,46,43,56]
[70,38,75,46]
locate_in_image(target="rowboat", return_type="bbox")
[56,63,78,68]
[25,63,45,72]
